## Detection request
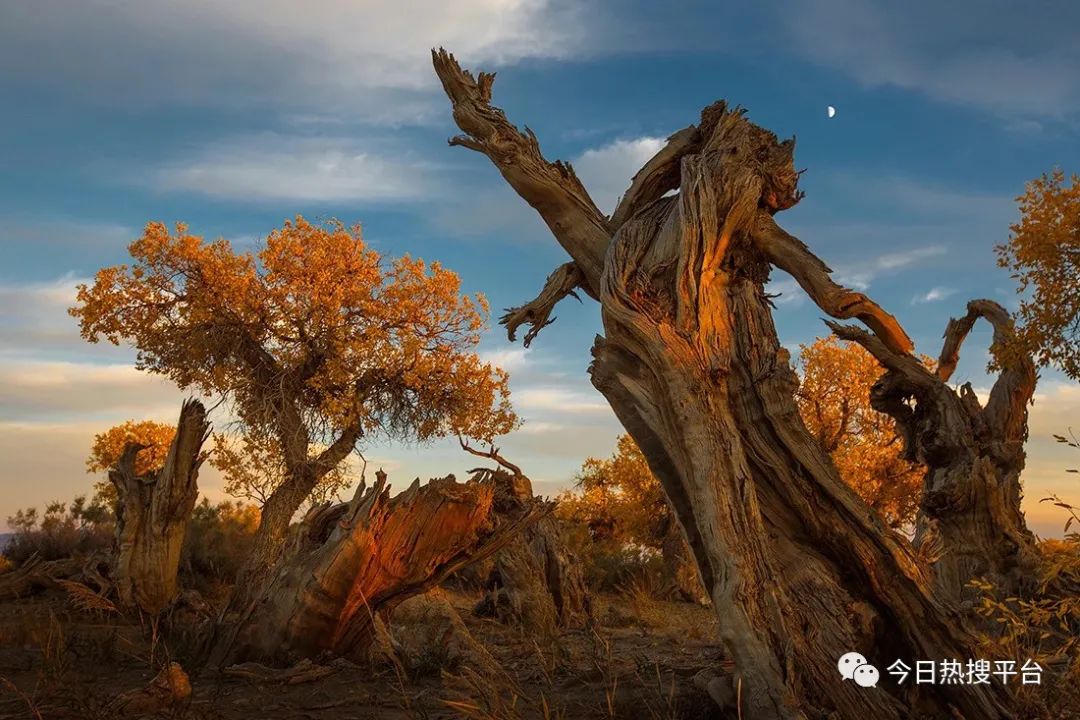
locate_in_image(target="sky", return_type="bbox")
[1,0,1078,536]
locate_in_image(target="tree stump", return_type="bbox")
[211,469,548,666]
[111,399,209,615]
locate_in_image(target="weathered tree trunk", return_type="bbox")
[433,49,1013,718]
[221,423,363,623]
[470,465,591,631]
[111,399,208,615]
[830,300,1039,601]
[211,470,547,666]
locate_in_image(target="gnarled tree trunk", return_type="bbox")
[469,461,591,631]
[111,399,208,615]
[211,470,547,666]
[830,300,1039,601]
[433,49,1013,719]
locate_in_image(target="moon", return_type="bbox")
[827,105,837,118]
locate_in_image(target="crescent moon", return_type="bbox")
[827,106,837,118]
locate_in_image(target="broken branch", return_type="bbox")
[499,262,584,348]
[431,48,610,287]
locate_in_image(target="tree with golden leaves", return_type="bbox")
[558,434,699,600]
[996,169,1080,381]
[87,420,177,502]
[210,432,351,508]
[795,336,923,530]
[70,217,517,593]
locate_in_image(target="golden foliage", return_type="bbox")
[556,435,669,550]
[209,431,351,507]
[86,420,176,477]
[796,336,925,529]
[70,217,517,450]
[971,534,1080,719]
[996,170,1080,380]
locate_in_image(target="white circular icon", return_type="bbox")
[837,652,867,680]
[854,664,880,688]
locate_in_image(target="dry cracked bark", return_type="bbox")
[433,48,1016,719]
[210,469,548,666]
[111,398,209,615]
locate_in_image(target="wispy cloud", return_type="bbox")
[912,286,957,304]
[0,0,599,122]
[151,134,438,203]
[834,245,948,290]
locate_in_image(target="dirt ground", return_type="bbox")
[0,587,728,719]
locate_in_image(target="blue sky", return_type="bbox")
[1,0,1078,535]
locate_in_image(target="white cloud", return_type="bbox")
[152,134,438,202]
[480,347,530,373]
[765,276,808,307]
[0,0,596,122]
[912,286,957,304]
[834,245,948,290]
[573,136,666,215]
[0,275,96,358]
[514,386,610,414]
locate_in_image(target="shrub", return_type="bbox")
[4,497,113,566]
[180,499,259,590]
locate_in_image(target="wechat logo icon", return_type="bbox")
[838,652,879,688]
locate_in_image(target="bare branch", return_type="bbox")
[608,101,739,230]
[825,321,937,392]
[458,437,522,477]
[499,262,584,347]
[756,213,915,355]
[610,127,699,229]
[937,299,1036,436]
[938,299,1021,381]
[432,48,610,288]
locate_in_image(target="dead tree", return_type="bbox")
[433,49,1013,719]
[829,300,1039,601]
[211,469,548,666]
[462,442,591,631]
[111,399,209,615]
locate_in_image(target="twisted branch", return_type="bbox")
[499,262,584,347]
[756,213,915,355]
[432,48,609,288]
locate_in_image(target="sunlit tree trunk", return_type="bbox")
[111,399,209,615]
[433,49,1013,718]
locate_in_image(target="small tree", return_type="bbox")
[71,217,517,600]
[996,169,1080,380]
[795,336,924,530]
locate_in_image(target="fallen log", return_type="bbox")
[211,469,548,666]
